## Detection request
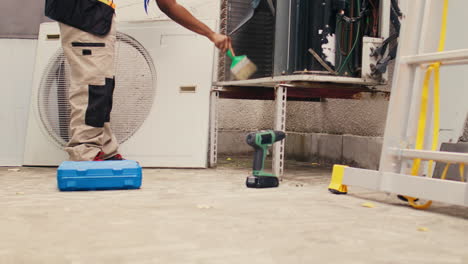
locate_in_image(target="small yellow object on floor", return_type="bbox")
[361,202,375,208]
[197,204,213,209]
[226,158,232,161]
[328,165,348,194]
[417,227,429,232]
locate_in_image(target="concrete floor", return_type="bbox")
[1,158,467,264]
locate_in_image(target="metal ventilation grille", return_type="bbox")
[219,0,276,81]
[38,32,156,147]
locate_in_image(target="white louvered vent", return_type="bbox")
[38,32,156,147]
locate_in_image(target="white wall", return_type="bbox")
[0,39,36,166]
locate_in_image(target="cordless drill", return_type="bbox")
[246,130,286,188]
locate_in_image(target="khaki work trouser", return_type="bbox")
[59,17,119,161]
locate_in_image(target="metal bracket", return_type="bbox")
[272,85,287,178]
[209,90,219,168]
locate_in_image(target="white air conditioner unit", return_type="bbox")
[23,20,216,167]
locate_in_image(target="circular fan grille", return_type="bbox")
[38,32,156,147]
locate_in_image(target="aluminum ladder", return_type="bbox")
[333,0,468,207]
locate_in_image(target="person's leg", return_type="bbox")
[59,17,119,161]
[100,17,120,160]
[102,123,119,159]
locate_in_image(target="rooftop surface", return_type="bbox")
[1,158,467,263]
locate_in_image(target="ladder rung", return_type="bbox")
[401,49,468,65]
[389,148,468,164]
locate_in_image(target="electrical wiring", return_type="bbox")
[336,0,363,75]
[368,0,378,37]
[337,19,361,74]
[334,0,381,75]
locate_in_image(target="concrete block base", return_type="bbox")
[218,130,383,169]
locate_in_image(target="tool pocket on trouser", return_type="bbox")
[68,42,113,80]
[71,42,106,55]
[85,77,115,128]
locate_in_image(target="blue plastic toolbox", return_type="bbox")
[57,160,142,191]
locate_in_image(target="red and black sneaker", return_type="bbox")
[105,154,124,160]
[93,151,105,161]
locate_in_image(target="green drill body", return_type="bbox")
[246,130,286,188]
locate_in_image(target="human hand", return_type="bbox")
[209,32,232,53]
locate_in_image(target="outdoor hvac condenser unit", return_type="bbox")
[219,0,391,84]
[23,20,216,167]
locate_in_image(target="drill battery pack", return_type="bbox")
[246,175,279,188]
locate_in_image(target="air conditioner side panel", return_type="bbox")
[118,20,216,168]
[23,23,68,166]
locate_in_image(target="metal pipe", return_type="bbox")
[402,49,468,65]
[389,148,468,164]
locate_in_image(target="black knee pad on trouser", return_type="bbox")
[85,77,115,128]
